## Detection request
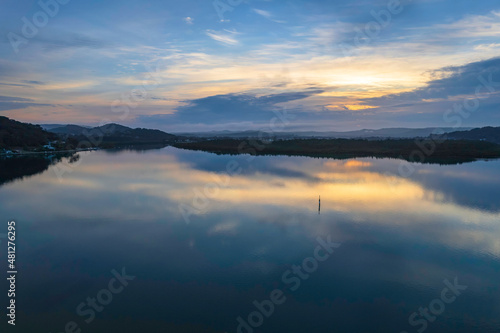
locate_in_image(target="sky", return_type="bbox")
[0,0,499,132]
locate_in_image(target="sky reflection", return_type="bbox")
[0,148,499,332]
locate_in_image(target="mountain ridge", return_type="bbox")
[446,126,500,144]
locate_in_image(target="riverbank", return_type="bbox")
[0,148,99,157]
[174,138,500,164]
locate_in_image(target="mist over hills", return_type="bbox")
[176,127,473,139]
[40,124,92,131]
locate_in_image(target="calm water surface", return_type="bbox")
[1,147,499,333]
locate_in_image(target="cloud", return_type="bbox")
[345,57,500,127]
[0,83,29,87]
[205,30,239,46]
[432,10,500,39]
[252,8,286,23]
[22,80,45,85]
[0,96,33,102]
[137,89,324,127]
[253,9,272,19]
[0,95,54,111]
[362,57,500,106]
[27,33,112,52]
[1,0,499,131]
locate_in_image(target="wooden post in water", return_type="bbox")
[318,195,321,215]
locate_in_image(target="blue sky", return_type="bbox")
[0,0,499,131]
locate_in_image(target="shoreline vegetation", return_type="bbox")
[0,148,96,156]
[0,143,169,157]
[173,138,500,164]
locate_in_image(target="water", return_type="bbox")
[0,147,499,333]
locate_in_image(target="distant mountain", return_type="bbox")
[447,127,500,144]
[49,123,178,146]
[49,125,89,136]
[40,124,91,131]
[40,124,67,130]
[177,127,472,139]
[177,130,285,138]
[0,116,57,150]
[1,116,180,152]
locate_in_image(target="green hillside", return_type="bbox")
[0,116,57,150]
